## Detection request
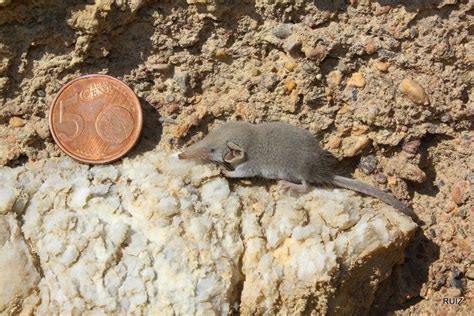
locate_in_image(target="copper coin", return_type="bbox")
[49,74,143,164]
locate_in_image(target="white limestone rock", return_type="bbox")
[0,149,416,314]
[0,214,40,314]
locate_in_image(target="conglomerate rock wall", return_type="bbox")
[0,0,472,314]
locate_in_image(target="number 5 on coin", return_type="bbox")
[58,93,84,141]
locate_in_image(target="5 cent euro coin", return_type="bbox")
[49,74,143,164]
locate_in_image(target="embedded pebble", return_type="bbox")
[374,173,388,184]
[304,45,326,61]
[283,62,297,72]
[174,70,191,95]
[214,48,228,59]
[403,139,421,154]
[386,154,426,183]
[365,39,377,55]
[285,80,296,93]
[400,164,427,183]
[249,19,258,30]
[450,181,470,205]
[9,117,26,128]
[440,113,452,123]
[261,74,279,90]
[288,90,299,112]
[283,37,302,54]
[400,78,430,105]
[272,24,292,39]
[373,5,391,16]
[327,136,342,149]
[387,176,398,186]
[347,72,366,88]
[343,136,371,157]
[374,61,389,72]
[327,70,343,88]
[251,68,261,76]
[36,89,46,97]
[359,155,377,175]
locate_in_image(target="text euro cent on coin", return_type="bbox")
[49,74,143,164]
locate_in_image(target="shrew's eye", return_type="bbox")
[210,148,215,153]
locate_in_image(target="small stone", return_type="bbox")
[9,117,26,128]
[445,201,457,213]
[272,24,292,39]
[190,114,201,126]
[403,139,421,154]
[374,5,391,16]
[249,19,258,30]
[451,181,469,205]
[251,68,261,76]
[36,89,46,97]
[304,45,326,61]
[214,48,228,59]
[316,74,322,80]
[285,80,296,93]
[374,61,389,72]
[343,136,370,157]
[301,63,316,74]
[283,37,302,54]
[174,70,191,95]
[327,136,342,149]
[287,90,299,113]
[400,78,430,105]
[457,207,467,219]
[261,74,279,91]
[440,113,452,123]
[405,165,426,183]
[6,135,16,143]
[283,62,297,72]
[167,103,179,114]
[365,39,377,55]
[337,104,350,114]
[359,155,377,175]
[347,72,366,88]
[172,122,191,138]
[374,173,387,184]
[387,176,398,186]
[352,125,369,136]
[327,70,343,88]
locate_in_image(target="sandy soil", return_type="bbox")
[0,0,472,314]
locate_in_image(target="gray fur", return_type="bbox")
[179,121,413,217]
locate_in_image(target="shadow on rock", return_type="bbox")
[127,99,163,159]
[369,228,440,314]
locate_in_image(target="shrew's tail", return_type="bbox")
[331,175,414,217]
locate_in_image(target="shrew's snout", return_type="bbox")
[178,146,210,160]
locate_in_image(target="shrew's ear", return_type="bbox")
[223,141,246,164]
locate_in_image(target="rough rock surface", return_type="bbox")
[0,149,415,314]
[0,0,473,314]
[0,213,40,314]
